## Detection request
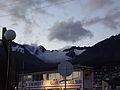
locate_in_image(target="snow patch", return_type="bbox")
[25,45,45,55]
[12,45,24,53]
[25,45,86,64]
[25,45,71,63]
[74,49,86,55]
[37,50,71,63]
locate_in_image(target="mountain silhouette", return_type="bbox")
[72,34,120,67]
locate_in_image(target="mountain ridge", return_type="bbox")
[72,34,120,67]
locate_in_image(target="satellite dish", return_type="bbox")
[58,61,74,77]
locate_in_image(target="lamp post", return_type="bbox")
[4,30,16,90]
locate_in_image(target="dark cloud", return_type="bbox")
[48,18,93,43]
[3,0,51,23]
[81,0,113,11]
[0,0,65,22]
[83,8,120,30]
[80,0,120,30]
[0,0,64,36]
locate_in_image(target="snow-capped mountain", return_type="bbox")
[0,39,87,73]
[24,45,86,63]
[1,34,120,73]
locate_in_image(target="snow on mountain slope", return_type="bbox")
[74,49,86,55]
[0,40,86,64]
[24,45,86,63]
[37,50,71,63]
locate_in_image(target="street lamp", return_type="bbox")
[4,30,16,41]
[4,30,16,90]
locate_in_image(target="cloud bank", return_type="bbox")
[0,0,67,23]
[83,8,120,30]
[0,0,67,40]
[48,18,93,43]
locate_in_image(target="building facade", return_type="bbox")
[18,66,94,90]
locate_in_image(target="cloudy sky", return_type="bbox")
[0,0,120,50]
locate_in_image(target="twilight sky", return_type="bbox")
[0,0,120,50]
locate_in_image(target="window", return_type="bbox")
[72,71,80,79]
[32,74,43,81]
[66,71,80,80]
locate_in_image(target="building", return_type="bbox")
[18,65,94,90]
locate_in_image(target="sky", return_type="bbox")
[0,0,120,50]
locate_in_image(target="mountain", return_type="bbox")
[1,33,120,89]
[1,34,120,73]
[23,45,87,63]
[0,40,86,73]
[72,34,120,67]
[0,40,49,73]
